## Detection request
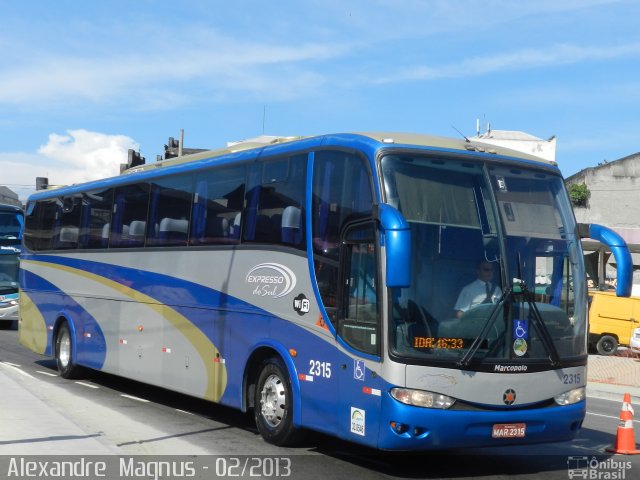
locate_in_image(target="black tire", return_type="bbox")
[254,357,302,446]
[55,323,82,378]
[596,335,618,356]
[0,320,16,330]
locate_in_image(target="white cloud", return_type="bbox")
[0,35,345,108]
[1,130,138,201]
[374,42,640,84]
[37,129,138,180]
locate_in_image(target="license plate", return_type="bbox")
[492,423,526,438]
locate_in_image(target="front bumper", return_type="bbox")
[0,303,18,321]
[375,392,585,450]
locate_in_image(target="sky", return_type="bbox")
[2,0,640,201]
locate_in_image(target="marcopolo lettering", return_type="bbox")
[494,364,528,372]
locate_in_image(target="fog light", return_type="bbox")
[390,421,408,434]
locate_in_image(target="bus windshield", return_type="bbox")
[0,247,20,293]
[382,154,586,367]
[0,206,23,295]
[0,210,23,239]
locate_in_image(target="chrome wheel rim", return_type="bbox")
[260,373,286,428]
[58,330,71,368]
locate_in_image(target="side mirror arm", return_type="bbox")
[579,223,632,297]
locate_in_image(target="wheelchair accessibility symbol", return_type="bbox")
[354,360,365,381]
[513,320,528,339]
[513,320,529,357]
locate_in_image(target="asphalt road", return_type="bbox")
[1,328,639,480]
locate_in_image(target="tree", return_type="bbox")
[568,183,590,207]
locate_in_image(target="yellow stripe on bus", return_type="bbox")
[21,260,227,402]
[18,290,48,355]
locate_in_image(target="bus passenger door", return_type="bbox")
[336,221,383,446]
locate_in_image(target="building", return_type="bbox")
[0,186,21,207]
[470,128,557,163]
[469,124,638,291]
[565,153,640,291]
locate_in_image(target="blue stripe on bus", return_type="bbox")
[21,268,107,368]
[26,254,259,313]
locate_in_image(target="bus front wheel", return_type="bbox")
[55,323,81,379]
[254,357,301,446]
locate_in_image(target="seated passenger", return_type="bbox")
[453,260,502,318]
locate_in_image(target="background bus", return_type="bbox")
[0,203,23,329]
[19,132,632,450]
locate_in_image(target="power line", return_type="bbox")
[586,187,640,192]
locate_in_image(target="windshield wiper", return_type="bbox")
[457,281,562,368]
[518,281,561,367]
[457,286,511,368]
[513,251,561,367]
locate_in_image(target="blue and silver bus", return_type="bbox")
[19,133,632,450]
[0,203,23,328]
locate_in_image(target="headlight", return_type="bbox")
[554,387,585,406]
[390,388,455,409]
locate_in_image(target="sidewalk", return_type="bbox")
[586,351,640,403]
[0,363,116,455]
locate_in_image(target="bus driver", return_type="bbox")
[454,260,502,318]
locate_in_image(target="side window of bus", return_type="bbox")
[190,164,246,245]
[53,195,82,250]
[147,175,193,247]
[243,154,306,248]
[24,199,58,251]
[78,188,113,249]
[312,150,374,328]
[110,183,150,248]
[340,222,379,356]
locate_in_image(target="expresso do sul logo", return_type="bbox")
[246,263,297,299]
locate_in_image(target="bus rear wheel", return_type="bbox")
[55,323,82,379]
[254,357,302,446]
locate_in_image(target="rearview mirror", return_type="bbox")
[376,203,411,288]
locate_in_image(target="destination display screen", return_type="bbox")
[412,337,464,349]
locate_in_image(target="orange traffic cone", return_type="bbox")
[606,393,640,454]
